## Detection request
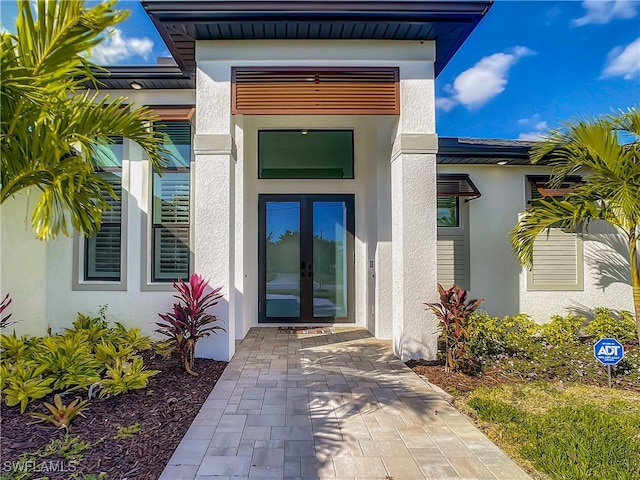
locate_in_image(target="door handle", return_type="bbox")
[300,262,313,278]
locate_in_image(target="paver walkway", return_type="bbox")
[160,327,532,480]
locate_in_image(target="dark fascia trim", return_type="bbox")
[142,0,492,76]
[142,1,492,16]
[438,137,532,160]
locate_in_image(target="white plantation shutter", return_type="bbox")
[86,172,122,280]
[528,228,584,290]
[525,176,584,291]
[437,233,467,289]
[154,226,190,280]
[153,173,189,223]
[153,172,190,281]
[151,120,191,282]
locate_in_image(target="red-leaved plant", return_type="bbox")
[156,274,225,375]
[1,294,15,329]
[425,283,484,373]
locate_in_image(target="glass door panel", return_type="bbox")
[259,194,354,323]
[265,201,301,318]
[313,201,348,318]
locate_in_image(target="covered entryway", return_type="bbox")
[258,194,355,324]
[140,0,494,362]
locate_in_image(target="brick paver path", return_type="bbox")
[159,327,532,480]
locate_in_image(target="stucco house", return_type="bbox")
[1,1,633,362]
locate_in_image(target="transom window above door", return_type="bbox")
[258,130,354,179]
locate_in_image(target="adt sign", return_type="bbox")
[594,338,624,365]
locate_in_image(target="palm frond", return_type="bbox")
[510,197,602,269]
[1,0,169,239]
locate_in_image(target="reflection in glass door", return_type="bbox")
[259,195,354,323]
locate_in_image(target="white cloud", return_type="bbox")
[436,46,535,112]
[517,115,549,140]
[435,97,458,112]
[90,28,154,65]
[573,0,638,26]
[601,36,640,79]
[518,131,546,141]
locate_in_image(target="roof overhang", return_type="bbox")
[140,0,492,81]
[92,65,195,90]
[437,137,539,165]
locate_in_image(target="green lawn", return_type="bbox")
[458,382,640,480]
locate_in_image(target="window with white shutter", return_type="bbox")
[526,176,584,291]
[151,121,191,282]
[84,138,123,281]
[436,174,479,290]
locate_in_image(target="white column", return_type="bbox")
[192,65,236,361]
[390,135,439,361]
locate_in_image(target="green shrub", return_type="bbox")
[0,332,34,362]
[93,340,134,366]
[0,308,156,412]
[109,322,152,353]
[3,360,54,413]
[66,311,109,343]
[468,312,538,358]
[33,333,102,391]
[97,357,159,398]
[584,308,636,343]
[539,314,586,346]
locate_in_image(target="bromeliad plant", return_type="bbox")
[156,274,225,376]
[425,283,484,373]
[31,394,88,431]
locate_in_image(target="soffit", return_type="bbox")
[142,1,492,78]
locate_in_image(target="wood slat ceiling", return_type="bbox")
[232,67,399,114]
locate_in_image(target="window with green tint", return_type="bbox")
[437,196,459,227]
[156,121,191,168]
[258,130,354,179]
[94,137,123,169]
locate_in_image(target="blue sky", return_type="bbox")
[1,0,638,140]
[436,1,639,139]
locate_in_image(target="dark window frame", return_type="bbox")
[258,129,355,180]
[84,138,123,282]
[151,121,191,283]
[437,196,460,228]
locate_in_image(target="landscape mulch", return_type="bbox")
[406,359,511,394]
[0,354,227,480]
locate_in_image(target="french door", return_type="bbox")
[258,194,355,323]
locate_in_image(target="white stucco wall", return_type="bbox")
[41,90,198,340]
[438,164,634,321]
[0,191,48,336]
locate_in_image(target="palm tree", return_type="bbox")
[1,0,168,240]
[509,107,640,344]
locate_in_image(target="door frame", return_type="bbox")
[258,194,355,324]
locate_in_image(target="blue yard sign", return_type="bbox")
[594,338,625,365]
